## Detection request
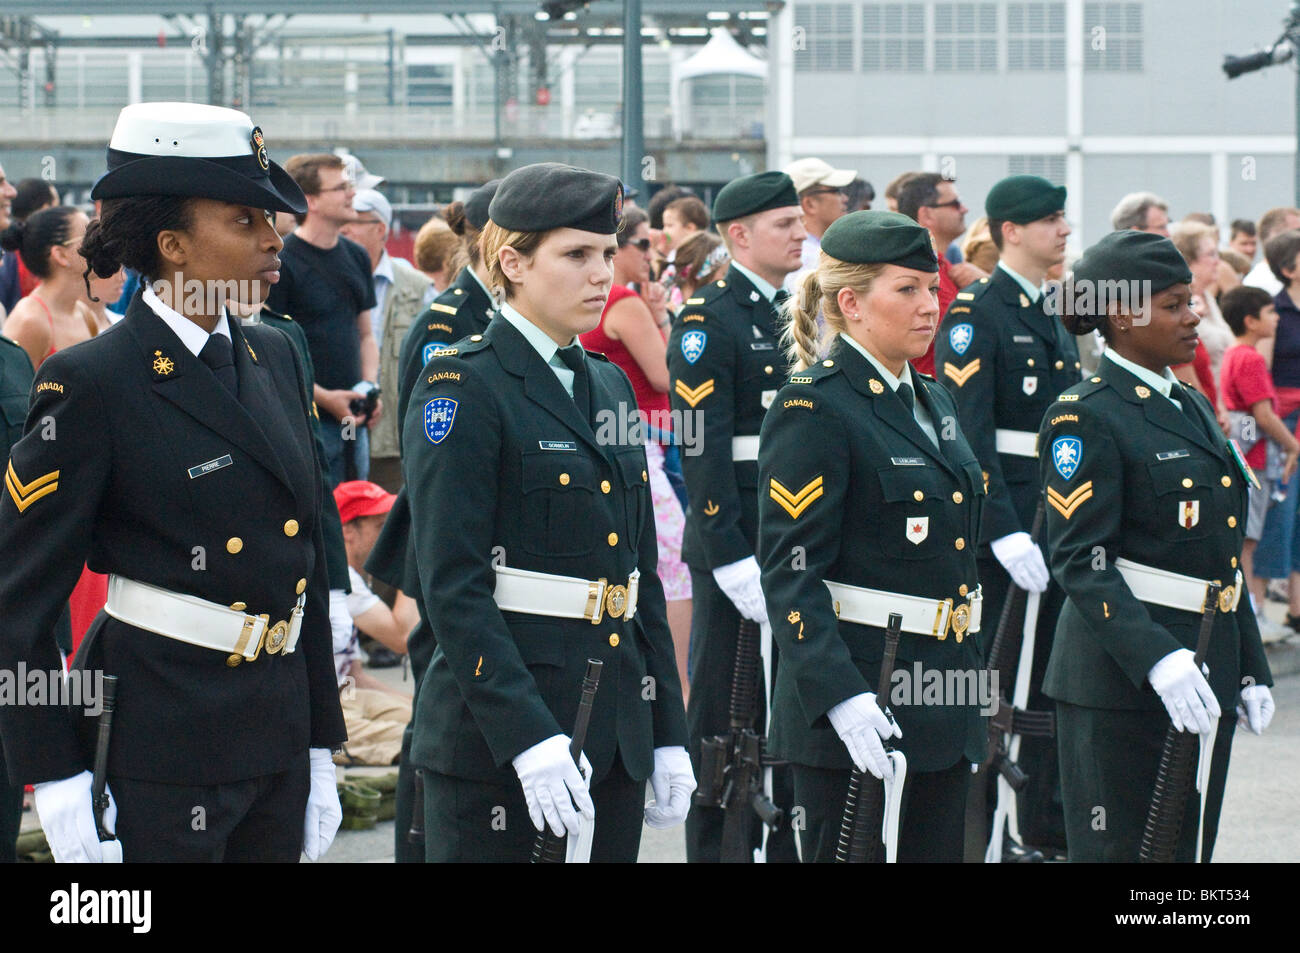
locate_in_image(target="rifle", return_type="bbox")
[1139,583,1219,863]
[835,612,905,863]
[407,769,426,846]
[531,659,603,863]
[694,619,783,863]
[90,675,118,845]
[974,501,1057,863]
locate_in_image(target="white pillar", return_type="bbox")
[1065,0,1085,246]
[771,3,795,169]
[128,52,143,105]
[1211,151,1229,232]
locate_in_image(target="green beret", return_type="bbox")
[463,178,501,230]
[1070,230,1192,309]
[820,210,939,272]
[985,174,1067,224]
[489,163,623,234]
[712,171,799,223]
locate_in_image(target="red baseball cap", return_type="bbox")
[333,480,396,524]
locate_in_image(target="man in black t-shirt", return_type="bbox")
[266,153,380,486]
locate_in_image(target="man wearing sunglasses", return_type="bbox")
[782,157,856,292]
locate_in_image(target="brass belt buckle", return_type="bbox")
[1217,585,1235,614]
[228,613,270,667]
[604,584,629,620]
[587,578,608,625]
[264,619,290,655]
[949,601,970,643]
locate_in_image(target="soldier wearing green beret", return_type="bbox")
[1039,230,1274,861]
[758,210,987,861]
[934,174,1077,858]
[366,178,499,861]
[666,170,805,862]
[403,162,692,861]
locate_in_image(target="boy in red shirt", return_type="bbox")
[1220,285,1300,625]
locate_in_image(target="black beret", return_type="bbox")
[1064,230,1192,332]
[488,163,623,234]
[463,178,500,230]
[712,171,799,223]
[985,174,1067,224]
[820,210,939,272]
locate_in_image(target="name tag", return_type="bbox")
[891,457,926,466]
[188,454,233,479]
[750,342,775,351]
[1013,335,1035,344]
[1156,449,1190,461]
[538,440,577,452]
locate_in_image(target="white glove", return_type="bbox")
[328,588,353,656]
[33,770,122,863]
[1148,649,1221,734]
[512,734,595,837]
[712,555,768,624]
[302,747,342,861]
[643,745,697,829]
[827,693,902,781]
[991,532,1050,593]
[1237,684,1275,735]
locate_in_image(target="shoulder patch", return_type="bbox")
[426,370,463,385]
[680,329,707,364]
[948,322,974,356]
[782,397,816,410]
[35,380,64,395]
[426,322,454,334]
[947,305,971,315]
[423,397,459,444]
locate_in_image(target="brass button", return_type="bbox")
[1181,478,1193,488]
[1075,362,1081,369]
[226,654,243,668]
[608,633,620,647]
[913,490,924,501]
[226,537,243,554]
[283,519,299,537]
[1027,358,1035,367]
[230,601,247,611]
[470,334,484,342]
[823,359,834,367]
[1090,377,1101,383]
[642,469,648,482]
[952,491,964,504]
[1227,516,1237,528]
[601,480,611,494]
[1054,360,1064,370]
[958,584,969,597]
[954,537,966,550]
[1231,556,1238,568]
[608,532,619,547]
[296,578,307,595]
[559,472,570,486]
[1221,476,1231,487]
[764,365,774,375]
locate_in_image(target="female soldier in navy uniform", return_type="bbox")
[1039,230,1274,861]
[403,163,692,862]
[0,102,346,862]
[758,211,988,861]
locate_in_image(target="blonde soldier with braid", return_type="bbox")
[758,211,988,861]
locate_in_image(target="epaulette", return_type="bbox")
[678,278,731,316]
[0,333,23,351]
[788,358,842,387]
[1055,374,1107,402]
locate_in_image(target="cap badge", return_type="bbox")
[613,187,624,226]
[250,126,269,172]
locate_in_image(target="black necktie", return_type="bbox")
[199,333,237,396]
[557,345,590,422]
[773,289,791,309]
[896,381,915,413]
[1174,382,1211,438]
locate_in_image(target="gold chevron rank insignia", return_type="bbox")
[1047,480,1093,520]
[770,476,824,519]
[674,378,714,408]
[943,359,981,387]
[6,461,59,513]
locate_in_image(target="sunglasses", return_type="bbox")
[623,238,652,252]
[804,187,846,198]
[926,198,965,210]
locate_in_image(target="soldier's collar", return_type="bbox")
[728,260,780,304]
[837,332,910,394]
[1101,349,1179,405]
[996,260,1044,303]
[142,282,231,358]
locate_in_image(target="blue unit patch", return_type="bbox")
[424,397,459,444]
[423,341,440,365]
[1052,436,1082,481]
[949,323,974,356]
[681,329,707,365]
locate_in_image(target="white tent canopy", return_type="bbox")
[670,28,767,141]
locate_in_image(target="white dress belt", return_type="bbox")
[104,574,305,665]
[732,435,761,462]
[823,579,982,643]
[492,564,639,625]
[1115,558,1244,614]
[995,429,1038,458]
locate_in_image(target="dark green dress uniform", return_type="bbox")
[0,294,347,860]
[0,332,33,863]
[933,180,1079,850]
[365,264,496,861]
[667,267,797,863]
[1039,356,1272,862]
[403,165,688,862]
